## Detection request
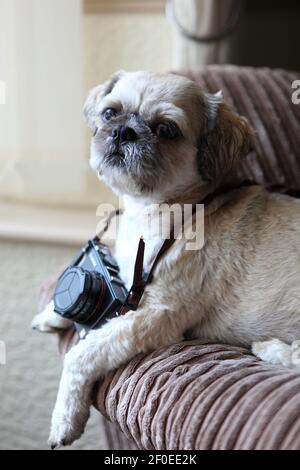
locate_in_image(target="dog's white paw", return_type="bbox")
[252,338,293,368]
[48,406,90,450]
[32,301,72,333]
[48,404,90,449]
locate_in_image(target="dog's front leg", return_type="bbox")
[48,305,185,448]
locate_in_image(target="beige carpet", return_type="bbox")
[0,239,106,450]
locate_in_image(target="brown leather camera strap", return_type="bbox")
[118,234,175,315]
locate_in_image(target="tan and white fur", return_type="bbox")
[32,71,300,448]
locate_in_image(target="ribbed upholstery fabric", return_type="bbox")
[41,66,300,450]
[179,66,300,192]
[95,341,300,450]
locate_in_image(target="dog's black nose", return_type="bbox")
[112,125,137,143]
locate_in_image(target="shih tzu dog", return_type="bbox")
[32,71,300,448]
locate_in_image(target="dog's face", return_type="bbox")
[84,71,253,199]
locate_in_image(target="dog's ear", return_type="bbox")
[83,70,125,135]
[198,92,254,181]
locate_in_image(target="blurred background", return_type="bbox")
[0,0,299,450]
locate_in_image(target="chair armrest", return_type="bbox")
[93,340,300,450]
[40,273,300,450]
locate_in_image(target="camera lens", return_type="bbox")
[53,267,106,324]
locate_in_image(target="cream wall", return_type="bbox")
[0,0,85,207]
[83,13,173,89]
[82,12,173,207]
[0,6,173,211]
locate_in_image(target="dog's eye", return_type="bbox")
[155,122,181,140]
[102,108,117,122]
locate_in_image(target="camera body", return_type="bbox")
[53,239,128,339]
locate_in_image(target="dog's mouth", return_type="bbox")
[102,138,157,170]
[91,130,163,193]
[97,153,124,177]
[107,149,125,160]
[103,146,128,169]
